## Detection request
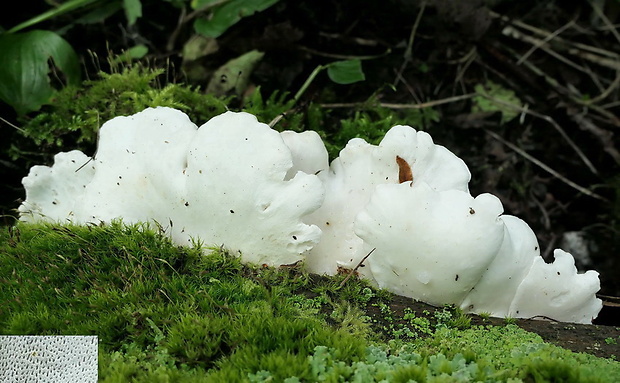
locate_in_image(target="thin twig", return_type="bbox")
[298,45,391,61]
[531,192,551,230]
[393,1,427,87]
[393,68,423,104]
[0,116,25,133]
[166,6,187,52]
[453,47,478,87]
[585,69,620,105]
[504,25,592,73]
[268,113,285,128]
[566,49,620,72]
[321,93,477,110]
[492,11,620,71]
[485,130,607,201]
[506,44,620,125]
[588,0,620,44]
[490,11,619,59]
[542,233,558,261]
[567,108,620,165]
[75,157,94,173]
[516,19,576,65]
[477,93,599,175]
[338,248,376,289]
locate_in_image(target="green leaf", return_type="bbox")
[111,44,149,64]
[123,0,142,25]
[0,30,81,115]
[327,59,366,85]
[193,0,281,38]
[206,50,265,96]
[472,80,523,124]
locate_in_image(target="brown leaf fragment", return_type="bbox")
[396,155,413,183]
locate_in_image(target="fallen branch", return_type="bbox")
[485,130,607,201]
[476,93,600,175]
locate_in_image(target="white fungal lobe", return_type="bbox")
[355,182,505,307]
[20,107,324,267]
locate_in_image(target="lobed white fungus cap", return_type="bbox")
[19,107,325,267]
[384,125,471,192]
[354,181,505,306]
[459,215,539,317]
[17,107,603,323]
[303,125,471,275]
[173,111,325,266]
[509,249,602,324]
[73,107,197,225]
[280,130,329,180]
[18,150,95,223]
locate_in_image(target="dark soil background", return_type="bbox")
[1,0,619,347]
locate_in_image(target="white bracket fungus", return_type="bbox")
[19,107,325,267]
[303,125,471,276]
[508,249,602,324]
[177,110,325,265]
[18,108,603,323]
[355,181,505,307]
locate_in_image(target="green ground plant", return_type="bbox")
[8,63,437,167]
[1,222,618,381]
[0,0,284,116]
[11,65,230,163]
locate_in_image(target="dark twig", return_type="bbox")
[485,130,607,201]
[338,248,376,289]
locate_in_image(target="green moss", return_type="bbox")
[1,222,619,381]
[9,63,442,174]
[414,325,619,382]
[327,106,439,158]
[241,87,301,129]
[434,305,472,330]
[0,222,367,380]
[13,66,230,163]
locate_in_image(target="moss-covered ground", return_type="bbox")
[0,221,618,382]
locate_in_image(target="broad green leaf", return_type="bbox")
[182,35,219,62]
[0,30,81,115]
[206,50,265,96]
[327,59,365,85]
[123,0,142,25]
[193,0,281,38]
